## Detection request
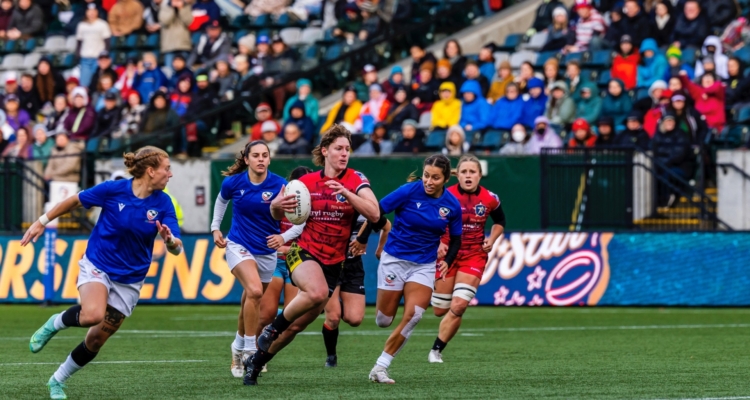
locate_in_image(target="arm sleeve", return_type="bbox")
[490,203,506,227]
[280,222,305,242]
[210,193,229,232]
[379,183,410,214]
[78,180,111,209]
[443,234,462,267]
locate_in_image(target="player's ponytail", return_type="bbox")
[223,140,268,176]
[313,124,352,167]
[456,154,482,175]
[123,146,169,178]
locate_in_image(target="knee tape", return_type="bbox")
[400,306,425,339]
[376,310,393,328]
[453,283,477,302]
[431,293,452,309]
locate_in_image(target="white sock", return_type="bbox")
[232,332,244,352]
[244,335,256,352]
[53,355,83,383]
[375,351,394,368]
[52,313,68,331]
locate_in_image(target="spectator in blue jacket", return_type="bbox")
[488,82,524,131]
[458,80,490,133]
[134,52,168,102]
[637,38,668,89]
[283,99,316,144]
[167,55,194,90]
[520,77,548,128]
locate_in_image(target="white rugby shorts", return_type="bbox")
[77,255,143,317]
[225,239,277,283]
[377,251,436,291]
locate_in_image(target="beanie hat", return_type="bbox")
[666,46,682,60]
[437,59,452,70]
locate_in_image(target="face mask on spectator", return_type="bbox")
[536,127,545,135]
[512,129,526,143]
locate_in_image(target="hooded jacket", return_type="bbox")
[545,81,576,126]
[637,39,668,89]
[670,9,709,49]
[381,66,404,103]
[679,74,725,130]
[430,82,461,129]
[321,96,362,133]
[575,82,603,125]
[602,78,633,125]
[520,78,548,128]
[442,125,470,156]
[594,117,617,147]
[142,93,180,134]
[694,36,729,79]
[526,116,562,154]
[612,45,640,90]
[63,87,96,141]
[489,92,523,131]
[284,100,316,143]
[487,73,515,103]
[459,80,490,131]
[282,79,320,125]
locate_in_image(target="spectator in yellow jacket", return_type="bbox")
[320,85,362,134]
[430,81,461,130]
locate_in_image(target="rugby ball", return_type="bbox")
[284,180,311,225]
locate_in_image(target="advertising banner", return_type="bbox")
[1,232,749,306]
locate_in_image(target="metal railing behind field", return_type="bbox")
[541,148,726,231]
[0,155,92,234]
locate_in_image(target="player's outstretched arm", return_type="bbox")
[21,194,83,246]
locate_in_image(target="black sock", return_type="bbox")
[61,305,82,328]
[432,338,447,352]
[271,312,292,333]
[70,341,97,367]
[252,350,276,368]
[322,324,339,357]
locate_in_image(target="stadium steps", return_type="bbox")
[634,186,718,229]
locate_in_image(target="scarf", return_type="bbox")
[655,15,670,30]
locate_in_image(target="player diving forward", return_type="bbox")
[23,146,182,400]
[365,154,463,384]
[429,154,505,363]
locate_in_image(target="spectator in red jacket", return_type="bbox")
[250,102,279,141]
[679,71,725,131]
[567,118,597,148]
[644,89,672,137]
[611,35,640,90]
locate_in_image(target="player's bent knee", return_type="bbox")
[431,292,452,311]
[79,309,105,326]
[343,314,363,327]
[375,310,394,327]
[325,316,341,329]
[244,286,263,302]
[433,307,449,317]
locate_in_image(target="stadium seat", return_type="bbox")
[279,28,302,46]
[18,38,37,53]
[300,27,324,44]
[493,51,510,70]
[477,130,503,150]
[524,31,548,51]
[22,53,41,69]
[323,44,343,61]
[509,50,537,69]
[497,33,522,52]
[418,112,432,128]
[143,33,160,49]
[535,51,557,68]
[425,130,446,150]
[233,30,248,45]
[231,15,251,29]
[123,34,139,50]
[735,105,750,123]
[587,50,613,68]
[734,46,750,65]
[250,14,271,28]
[636,87,650,101]
[55,53,75,69]
[65,36,77,53]
[86,137,101,153]
[0,53,23,70]
[561,52,584,66]
[597,70,611,88]
[40,36,66,53]
[191,32,202,46]
[109,137,123,152]
[681,48,699,66]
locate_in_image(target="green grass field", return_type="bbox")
[1,305,749,399]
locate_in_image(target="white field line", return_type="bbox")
[0,360,206,366]
[651,397,750,400]
[1,323,749,341]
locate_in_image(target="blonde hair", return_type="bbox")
[123,146,169,178]
[312,124,352,166]
[456,154,482,175]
